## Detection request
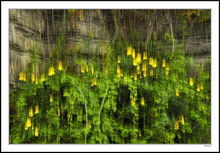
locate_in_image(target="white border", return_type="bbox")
[1,1,219,152]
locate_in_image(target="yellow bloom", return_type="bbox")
[134,73,137,81]
[26,117,31,128]
[162,59,166,67]
[150,68,154,77]
[137,64,140,71]
[91,65,94,74]
[133,58,137,66]
[117,55,121,63]
[139,129,142,137]
[127,46,132,56]
[29,106,33,117]
[117,64,120,74]
[31,73,35,82]
[35,127,38,137]
[197,84,200,92]
[35,76,38,85]
[175,120,179,130]
[131,99,135,107]
[149,57,153,65]
[142,62,147,71]
[41,73,45,82]
[152,58,157,68]
[136,52,141,64]
[132,48,136,59]
[58,60,63,71]
[19,72,23,81]
[200,83,203,90]
[93,77,97,85]
[35,105,39,114]
[23,72,26,82]
[81,65,85,73]
[189,77,194,86]
[143,51,147,60]
[176,89,179,97]
[58,108,60,116]
[25,121,28,130]
[181,115,184,125]
[143,71,147,77]
[48,66,55,76]
[50,94,53,102]
[141,97,145,106]
[85,64,88,72]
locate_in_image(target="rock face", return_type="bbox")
[9,9,211,84]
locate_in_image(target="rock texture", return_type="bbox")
[9,9,211,84]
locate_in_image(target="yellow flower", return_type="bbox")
[142,62,147,71]
[149,57,153,65]
[131,99,135,107]
[29,106,33,117]
[133,58,137,66]
[139,129,142,137]
[35,127,38,137]
[141,97,145,106]
[132,48,136,59]
[134,73,137,81]
[143,71,147,77]
[93,77,97,85]
[137,64,140,71]
[176,89,179,96]
[23,72,26,82]
[31,73,35,82]
[35,105,39,114]
[117,55,121,63]
[143,51,147,60]
[19,72,23,81]
[136,52,141,64]
[48,66,55,76]
[86,64,88,72]
[58,108,60,116]
[50,94,53,102]
[26,117,31,128]
[189,77,194,86]
[25,122,28,130]
[200,83,203,90]
[35,76,38,85]
[117,64,120,74]
[181,115,184,125]
[81,65,85,73]
[175,120,179,130]
[162,59,166,67]
[41,73,45,82]
[127,46,132,56]
[91,65,94,74]
[150,68,154,77]
[58,60,63,71]
[197,84,200,92]
[152,58,157,68]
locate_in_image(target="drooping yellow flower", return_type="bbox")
[117,55,121,63]
[149,57,153,66]
[132,48,136,59]
[181,115,184,125]
[189,77,194,86]
[19,72,23,81]
[197,84,200,92]
[139,129,142,137]
[58,60,63,71]
[81,65,85,73]
[143,71,147,77]
[137,64,140,71]
[50,94,53,102]
[35,105,39,114]
[127,46,132,56]
[175,120,179,130]
[141,97,145,106]
[85,64,88,72]
[26,117,31,128]
[152,58,157,68]
[134,73,137,81]
[131,99,135,107]
[143,51,147,60]
[25,121,28,130]
[91,65,94,74]
[136,52,141,64]
[35,76,38,85]
[31,73,35,82]
[93,77,97,85]
[48,66,55,76]
[150,68,154,76]
[142,62,147,72]
[117,64,120,74]
[200,83,203,90]
[162,59,166,67]
[35,127,38,137]
[133,58,137,66]
[29,106,33,117]
[41,73,45,82]
[58,108,60,116]
[176,89,179,97]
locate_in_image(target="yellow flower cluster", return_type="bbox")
[35,105,39,114]
[141,97,145,106]
[91,65,94,74]
[48,66,55,76]
[127,46,132,56]
[91,77,97,86]
[29,106,33,117]
[35,127,38,137]
[41,73,45,82]
[175,115,185,130]
[176,89,179,97]
[142,62,147,77]
[50,94,53,102]
[162,59,166,67]
[117,55,121,63]
[58,60,63,71]
[189,77,194,86]
[25,117,31,130]
[136,52,141,64]
[149,57,157,68]
[19,72,27,82]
